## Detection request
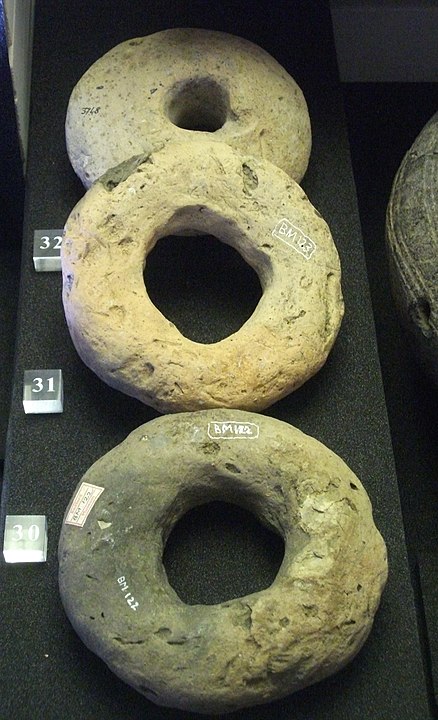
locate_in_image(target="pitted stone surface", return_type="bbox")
[66,28,311,187]
[58,410,388,715]
[62,140,343,413]
[386,111,438,383]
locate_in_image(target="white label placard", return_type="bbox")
[33,229,64,271]
[65,483,104,527]
[3,515,48,563]
[22,369,63,414]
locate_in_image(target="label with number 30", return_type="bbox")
[3,515,48,563]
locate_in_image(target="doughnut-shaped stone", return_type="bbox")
[61,141,344,413]
[58,410,388,715]
[65,28,311,188]
[386,111,438,383]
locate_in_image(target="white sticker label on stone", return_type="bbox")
[65,482,104,527]
[207,421,259,440]
[272,218,316,259]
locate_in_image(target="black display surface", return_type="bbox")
[343,82,438,711]
[0,2,431,719]
[0,0,24,461]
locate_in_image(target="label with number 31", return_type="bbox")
[22,369,63,414]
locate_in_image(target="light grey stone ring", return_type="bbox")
[62,140,344,413]
[65,28,311,188]
[58,410,388,715]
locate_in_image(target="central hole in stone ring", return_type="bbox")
[165,77,230,132]
[144,230,263,344]
[163,501,285,605]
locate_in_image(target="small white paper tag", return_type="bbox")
[65,482,104,527]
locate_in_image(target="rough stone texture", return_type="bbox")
[62,140,343,413]
[58,410,388,715]
[65,28,311,188]
[386,111,438,384]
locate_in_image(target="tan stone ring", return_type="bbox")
[62,140,343,413]
[58,410,388,714]
[65,28,311,188]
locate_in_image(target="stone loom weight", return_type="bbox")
[58,411,388,715]
[65,28,311,188]
[62,140,343,413]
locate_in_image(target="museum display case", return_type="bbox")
[0,2,436,718]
